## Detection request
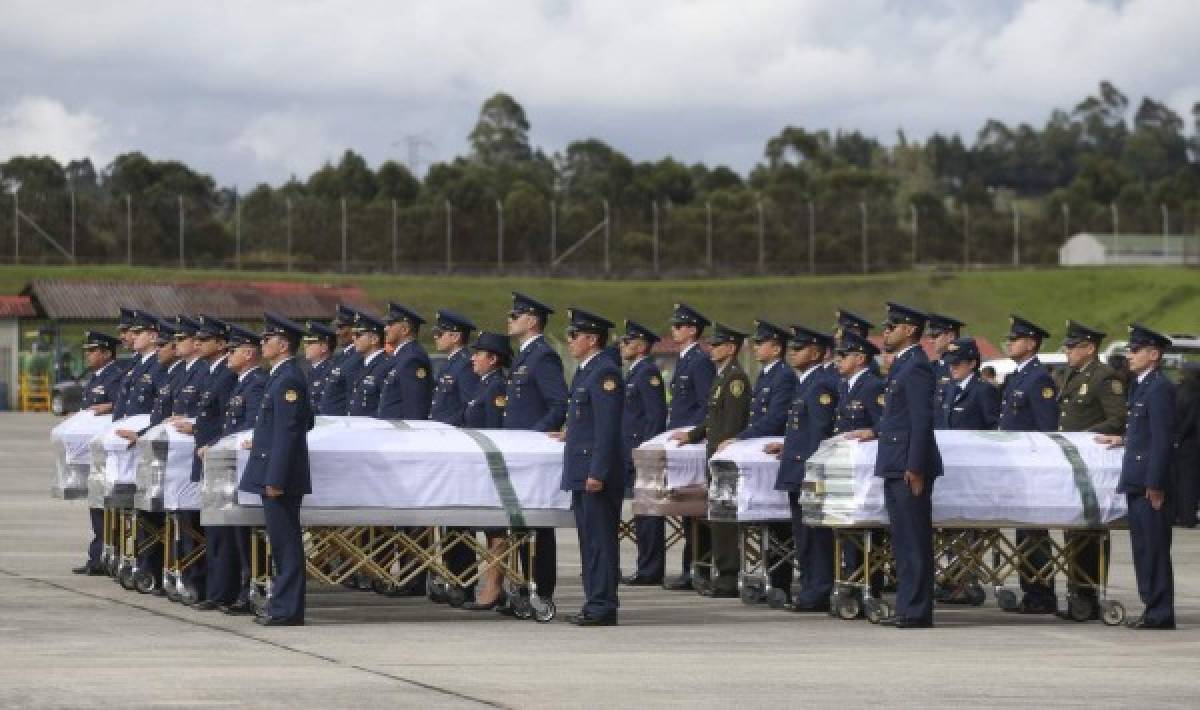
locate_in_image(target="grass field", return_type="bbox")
[2,264,1198,345]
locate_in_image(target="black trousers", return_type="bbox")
[517,528,557,598]
[1065,531,1109,602]
[884,476,935,623]
[1016,528,1056,605]
[1127,492,1175,624]
[680,516,694,577]
[263,495,306,621]
[1172,457,1199,526]
[574,488,622,618]
[87,507,104,564]
[789,493,833,606]
[443,527,477,595]
[205,526,241,605]
[632,515,665,581]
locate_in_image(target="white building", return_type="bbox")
[1059,232,1200,266]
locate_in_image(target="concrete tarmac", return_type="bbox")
[1,413,1198,709]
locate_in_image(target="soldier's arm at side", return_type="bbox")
[640,373,668,439]
[532,354,569,432]
[243,377,266,430]
[403,359,434,419]
[812,380,839,438]
[903,363,936,477]
[1090,372,1128,435]
[1032,370,1059,432]
[981,379,1002,430]
[264,374,308,491]
[737,375,792,439]
[589,372,625,487]
[1145,381,1177,491]
[863,378,885,433]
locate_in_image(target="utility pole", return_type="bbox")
[285,197,293,272]
[178,195,185,269]
[496,199,504,271]
[807,200,815,275]
[340,197,348,273]
[757,197,766,275]
[859,201,868,274]
[603,199,611,275]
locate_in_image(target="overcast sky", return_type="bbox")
[1,0,1197,189]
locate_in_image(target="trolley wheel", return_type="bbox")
[531,596,556,623]
[354,573,373,591]
[371,579,396,596]
[510,591,534,620]
[133,569,158,594]
[1067,594,1095,623]
[118,564,136,590]
[766,587,790,610]
[836,592,862,621]
[739,583,761,606]
[427,575,450,604]
[864,597,884,624]
[995,588,1019,611]
[179,584,199,606]
[447,585,467,608]
[965,582,987,607]
[693,576,713,597]
[164,577,182,603]
[249,586,269,616]
[1100,600,1125,627]
[106,556,119,578]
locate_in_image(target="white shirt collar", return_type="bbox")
[1136,369,1153,384]
[761,359,780,375]
[1013,355,1036,373]
[957,373,974,389]
[894,344,919,360]
[796,363,821,384]
[237,368,255,382]
[139,351,155,364]
[94,361,113,377]
[629,355,647,372]
[166,360,182,373]
[846,368,866,390]
[520,334,542,352]
[363,349,384,366]
[680,342,698,358]
[269,356,294,376]
[209,354,228,373]
[185,356,201,370]
[308,356,328,368]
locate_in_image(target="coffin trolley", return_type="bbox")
[631,430,708,587]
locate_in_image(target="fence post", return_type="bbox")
[340,197,348,273]
[444,199,453,274]
[126,194,132,266]
[496,199,504,272]
[859,201,868,274]
[808,200,815,275]
[178,195,185,269]
[705,200,713,272]
[757,197,765,275]
[652,200,660,276]
[285,197,293,273]
[603,199,611,275]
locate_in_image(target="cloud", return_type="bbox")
[0,0,1197,187]
[232,110,339,180]
[0,96,106,164]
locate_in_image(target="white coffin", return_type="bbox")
[50,410,112,499]
[87,414,151,507]
[708,437,790,522]
[631,429,709,516]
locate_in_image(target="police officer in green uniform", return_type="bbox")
[669,323,751,597]
[1056,320,1127,620]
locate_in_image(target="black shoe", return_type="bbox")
[254,615,304,627]
[494,603,518,617]
[72,562,105,576]
[622,574,664,586]
[1126,616,1175,630]
[462,597,502,611]
[385,585,426,598]
[192,600,221,611]
[568,612,617,627]
[789,601,831,613]
[662,576,693,591]
[1006,597,1056,615]
[889,617,934,629]
[221,602,254,616]
[708,585,739,599]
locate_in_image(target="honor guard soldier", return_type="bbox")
[935,338,1000,430]
[195,324,266,612]
[379,303,434,420]
[114,310,162,420]
[319,305,364,415]
[847,303,943,628]
[147,319,184,426]
[116,306,137,351]
[430,309,478,425]
[72,331,125,576]
[1057,320,1127,620]
[1097,325,1176,629]
[172,314,236,605]
[556,308,625,626]
[764,326,839,609]
[670,323,751,597]
[171,316,208,417]
[663,303,716,590]
[926,313,965,411]
[500,292,567,610]
[618,320,669,586]
[302,321,337,411]
[832,331,886,600]
[347,311,391,416]
[834,308,880,378]
[465,333,512,429]
[460,332,516,611]
[242,312,315,626]
[726,320,796,445]
[998,315,1060,614]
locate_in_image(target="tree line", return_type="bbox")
[1,81,1198,274]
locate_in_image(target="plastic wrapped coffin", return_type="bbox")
[87,414,151,508]
[631,429,709,517]
[134,420,200,512]
[50,410,112,500]
[707,437,790,522]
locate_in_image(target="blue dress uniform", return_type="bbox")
[113,310,162,420]
[874,303,943,628]
[241,313,314,625]
[430,310,480,426]
[934,338,1001,430]
[561,308,624,626]
[1118,325,1177,629]
[834,308,881,378]
[134,319,183,586]
[302,320,338,412]
[737,320,797,441]
[503,292,568,602]
[998,315,1060,613]
[773,327,839,607]
[170,315,208,418]
[664,303,715,587]
[830,332,886,595]
[75,332,126,574]
[346,311,391,417]
[319,306,364,416]
[464,333,512,428]
[378,304,434,420]
[618,320,668,584]
[926,313,965,412]
[201,325,266,611]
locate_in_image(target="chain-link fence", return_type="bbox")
[1,190,1198,276]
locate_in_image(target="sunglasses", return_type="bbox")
[1128,344,1145,353]
[195,335,214,342]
